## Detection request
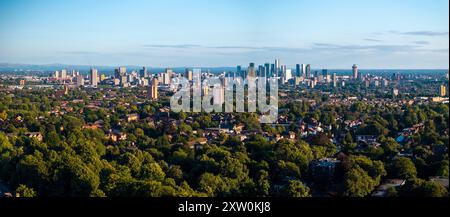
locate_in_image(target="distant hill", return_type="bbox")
[0,63,447,76]
[0,63,236,75]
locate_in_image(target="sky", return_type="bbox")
[0,0,448,69]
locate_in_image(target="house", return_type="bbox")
[237,135,247,142]
[15,115,23,123]
[288,131,296,140]
[126,114,139,122]
[356,135,378,144]
[309,158,341,183]
[233,124,244,134]
[109,130,127,142]
[274,134,282,142]
[430,177,449,188]
[372,179,406,197]
[186,137,208,149]
[25,132,43,142]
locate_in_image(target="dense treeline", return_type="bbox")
[0,89,448,197]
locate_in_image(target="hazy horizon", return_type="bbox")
[1,62,449,73]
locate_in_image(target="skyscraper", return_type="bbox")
[213,86,225,106]
[166,68,173,79]
[264,63,270,78]
[305,64,311,78]
[120,75,128,87]
[114,66,126,79]
[353,64,358,80]
[149,78,159,100]
[90,68,98,87]
[258,65,264,77]
[236,65,242,78]
[280,65,287,83]
[185,68,193,81]
[270,64,275,77]
[275,59,280,77]
[296,64,301,77]
[440,85,447,97]
[285,69,292,82]
[61,69,67,79]
[139,67,148,78]
[163,68,173,85]
[333,73,337,87]
[76,75,84,87]
[248,63,256,78]
[114,69,119,79]
[114,67,127,87]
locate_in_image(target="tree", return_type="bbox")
[140,162,166,181]
[343,132,357,151]
[390,157,417,179]
[167,165,183,181]
[275,160,301,181]
[380,137,401,157]
[273,140,314,175]
[198,173,225,196]
[0,132,13,152]
[285,180,311,197]
[386,186,398,197]
[16,153,50,190]
[402,179,449,197]
[89,188,106,197]
[417,181,448,197]
[436,160,449,177]
[345,167,378,197]
[256,170,270,197]
[0,110,7,121]
[349,155,386,181]
[15,184,36,197]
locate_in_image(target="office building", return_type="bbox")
[76,75,84,87]
[306,64,311,78]
[236,65,242,78]
[275,59,280,77]
[440,85,447,97]
[149,78,159,100]
[248,63,256,78]
[353,64,358,80]
[185,68,193,81]
[61,69,67,79]
[333,73,337,87]
[139,67,148,78]
[285,69,292,82]
[90,68,98,87]
[296,64,301,77]
[264,63,270,78]
[115,66,127,79]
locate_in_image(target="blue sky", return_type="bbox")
[0,0,448,68]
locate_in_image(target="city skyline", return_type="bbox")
[0,0,449,69]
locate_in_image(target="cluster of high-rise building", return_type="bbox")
[46,61,449,102]
[50,66,163,99]
[50,61,363,99]
[234,60,361,89]
[52,69,82,84]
